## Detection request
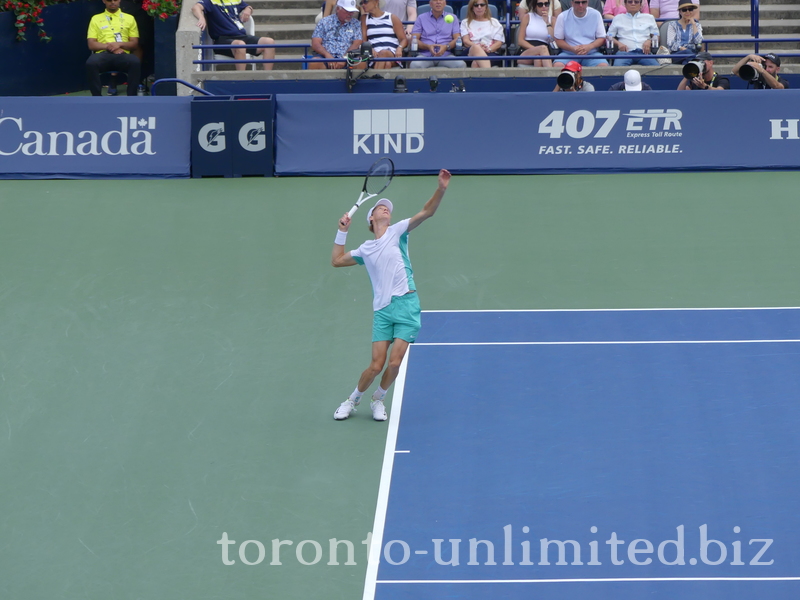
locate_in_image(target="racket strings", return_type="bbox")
[365,160,393,195]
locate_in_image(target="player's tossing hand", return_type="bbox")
[438,169,452,190]
[339,213,351,232]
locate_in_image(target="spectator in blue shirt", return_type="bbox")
[310,0,365,69]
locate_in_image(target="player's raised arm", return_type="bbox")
[332,213,358,267]
[408,169,451,232]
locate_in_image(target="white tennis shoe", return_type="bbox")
[334,398,358,420]
[370,399,387,421]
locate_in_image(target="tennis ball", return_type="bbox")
[444,13,454,23]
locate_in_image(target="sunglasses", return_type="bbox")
[572,1,588,4]
[626,0,641,4]
[474,3,487,6]
[536,1,550,5]
[680,5,695,10]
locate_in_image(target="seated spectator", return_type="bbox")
[410,0,467,68]
[310,0,365,69]
[193,0,276,71]
[665,1,702,64]
[732,53,789,89]
[603,0,649,18]
[553,0,608,67]
[517,0,554,67]
[650,0,698,20]
[86,0,141,96]
[606,0,659,66]
[361,0,407,69]
[518,0,561,20]
[383,0,418,38]
[460,0,505,68]
[608,68,652,89]
[677,50,728,89]
[553,60,595,90]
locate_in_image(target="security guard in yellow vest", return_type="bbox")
[86,0,141,96]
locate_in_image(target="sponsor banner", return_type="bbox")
[274,91,800,176]
[191,95,274,178]
[0,97,191,179]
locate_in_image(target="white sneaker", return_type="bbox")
[334,398,358,420]
[370,399,387,421]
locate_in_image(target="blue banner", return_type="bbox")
[0,97,191,179]
[274,90,800,175]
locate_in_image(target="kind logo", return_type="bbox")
[353,109,424,155]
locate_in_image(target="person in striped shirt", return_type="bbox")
[361,0,407,68]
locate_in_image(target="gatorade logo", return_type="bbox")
[353,109,424,155]
[197,121,267,153]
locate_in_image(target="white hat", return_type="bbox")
[337,0,360,13]
[367,198,393,225]
[624,69,642,91]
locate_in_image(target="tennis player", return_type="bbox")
[331,169,452,421]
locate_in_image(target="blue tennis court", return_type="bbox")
[364,308,800,600]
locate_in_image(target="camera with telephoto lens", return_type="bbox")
[738,62,761,83]
[557,71,577,90]
[682,60,706,79]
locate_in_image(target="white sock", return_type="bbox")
[372,386,387,401]
[350,387,364,403]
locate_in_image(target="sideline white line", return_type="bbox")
[362,349,410,600]
[416,339,800,346]
[377,577,800,584]
[423,307,800,313]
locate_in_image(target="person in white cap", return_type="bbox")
[608,69,652,90]
[331,169,452,421]
[310,0,366,69]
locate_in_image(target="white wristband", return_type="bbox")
[335,230,348,245]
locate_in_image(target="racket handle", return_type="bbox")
[347,205,359,218]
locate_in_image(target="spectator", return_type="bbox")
[665,1,701,64]
[193,0,276,70]
[650,0,698,20]
[560,0,603,14]
[677,50,728,89]
[608,68,652,89]
[553,0,609,67]
[518,0,561,20]
[733,53,789,89]
[361,0,407,69]
[518,0,555,67]
[606,0,659,66]
[86,0,141,96]
[553,60,595,90]
[410,0,467,68]
[310,0,365,69]
[460,0,506,68]
[384,0,418,38]
[603,0,649,18]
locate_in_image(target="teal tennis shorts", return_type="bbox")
[372,292,421,343]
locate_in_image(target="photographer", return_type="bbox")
[553,60,595,91]
[733,53,789,89]
[677,51,729,90]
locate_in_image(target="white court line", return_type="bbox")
[362,349,410,600]
[377,577,800,584]
[416,339,800,346]
[423,307,800,313]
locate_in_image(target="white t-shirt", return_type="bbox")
[350,219,416,311]
[553,7,605,47]
[460,18,505,47]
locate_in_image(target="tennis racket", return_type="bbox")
[347,157,395,218]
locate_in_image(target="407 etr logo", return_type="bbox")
[537,109,684,156]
